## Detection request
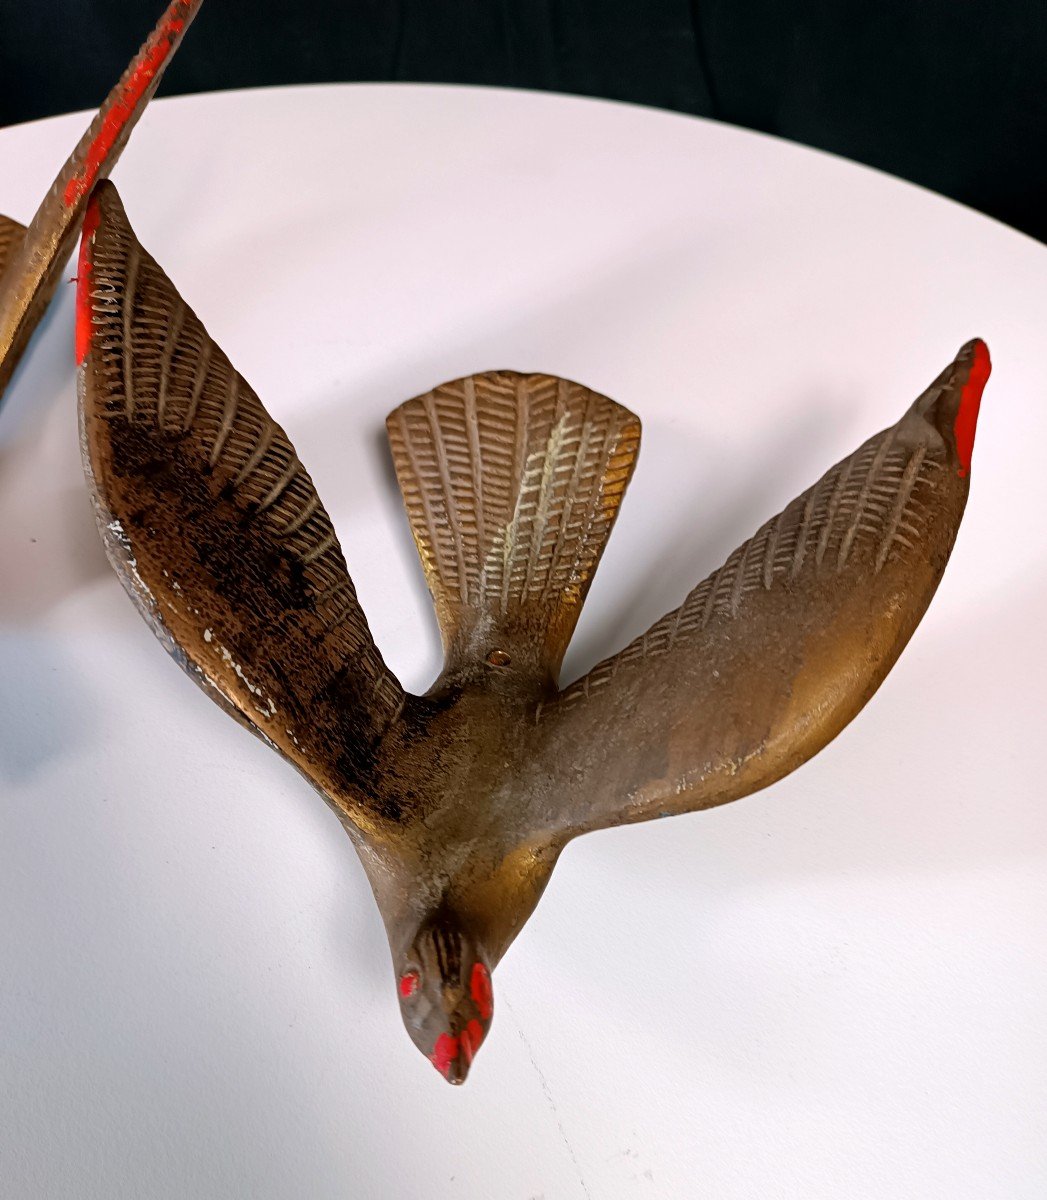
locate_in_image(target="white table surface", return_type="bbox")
[1,83,1045,1200]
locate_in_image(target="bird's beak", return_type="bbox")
[444,1055,467,1086]
[427,1015,487,1084]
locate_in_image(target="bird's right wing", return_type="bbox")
[78,183,406,834]
[531,341,990,839]
[0,0,202,401]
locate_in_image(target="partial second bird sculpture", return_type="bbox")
[74,180,991,1082]
[0,0,202,406]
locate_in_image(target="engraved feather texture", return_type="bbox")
[387,374,640,676]
[78,184,403,825]
[0,216,25,286]
[553,426,942,711]
[0,0,203,403]
[532,345,982,834]
[76,178,989,1083]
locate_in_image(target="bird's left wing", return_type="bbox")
[77,183,405,832]
[531,341,989,838]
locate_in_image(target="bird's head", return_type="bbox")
[395,913,494,1084]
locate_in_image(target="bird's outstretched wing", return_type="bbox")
[533,341,990,837]
[77,183,405,832]
[0,0,202,402]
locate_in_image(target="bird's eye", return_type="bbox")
[399,969,420,999]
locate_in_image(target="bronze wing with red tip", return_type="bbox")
[76,183,406,834]
[0,0,203,402]
[533,340,990,837]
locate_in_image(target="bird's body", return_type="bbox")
[359,680,563,964]
[76,181,990,1083]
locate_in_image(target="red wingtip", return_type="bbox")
[954,339,990,478]
[63,1,192,208]
[75,192,102,365]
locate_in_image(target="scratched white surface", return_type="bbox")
[1,84,1046,1199]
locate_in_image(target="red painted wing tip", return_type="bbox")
[953,338,991,478]
[75,189,105,365]
[963,337,991,376]
[63,0,199,208]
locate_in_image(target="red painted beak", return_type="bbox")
[428,1016,488,1085]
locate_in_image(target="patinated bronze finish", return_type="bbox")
[76,182,990,1083]
[0,0,202,405]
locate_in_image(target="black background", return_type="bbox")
[2,0,1044,242]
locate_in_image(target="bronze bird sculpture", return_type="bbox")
[0,0,202,405]
[76,182,990,1084]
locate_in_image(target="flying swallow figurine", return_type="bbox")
[75,181,990,1083]
[0,0,202,406]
